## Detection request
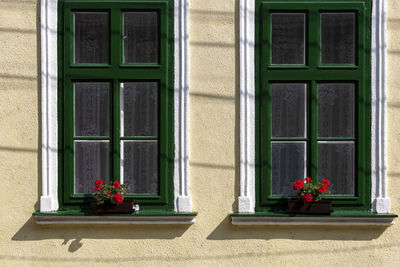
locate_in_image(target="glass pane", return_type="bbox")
[318,142,354,195]
[124,12,158,63]
[121,82,158,137]
[74,12,109,64]
[271,142,306,196]
[271,13,305,65]
[74,141,109,194]
[318,83,354,137]
[321,13,355,64]
[121,141,158,194]
[271,83,306,137]
[75,82,110,137]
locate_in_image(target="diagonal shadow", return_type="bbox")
[207,215,388,241]
[12,216,192,243]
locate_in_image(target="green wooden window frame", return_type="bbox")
[255,0,371,212]
[58,0,174,211]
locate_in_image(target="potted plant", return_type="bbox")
[89,179,134,214]
[288,177,332,215]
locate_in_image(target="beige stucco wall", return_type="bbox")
[1,0,400,266]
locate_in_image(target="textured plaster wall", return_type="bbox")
[0,0,400,266]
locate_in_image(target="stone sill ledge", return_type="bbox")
[231,215,396,226]
[34,211,197,225]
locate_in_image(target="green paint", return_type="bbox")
[231,211,397,218]
[58,0,174,212]
[256,0,371,212]
[34,211,198,217]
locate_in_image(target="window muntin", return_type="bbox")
[62,1,173,209]
[258,1,370,211]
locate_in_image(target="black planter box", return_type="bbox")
[89,199,134,214]
[288,199,332,215]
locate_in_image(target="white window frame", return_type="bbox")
[39,0,192,213]
[238,0,391,214]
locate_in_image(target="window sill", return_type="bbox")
[231,211,397,226]
[34,211,197,225]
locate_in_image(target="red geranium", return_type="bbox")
[293,180,305,190]
[318,184,329,193]
[293,177,331,203]
[321,179,330,185]
[93,186,101,192]
[95,179,103,187]
[302,193,313,203]
[112,193,123,204]
[93,180,127,205]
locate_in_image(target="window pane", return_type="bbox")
[271,83,306,137]
[74,82,110,137]
[271,142,306,196]
[74,141,109,194]
[121,141,158,194]
[121,82,158,137]
[271,13,305,65]
[124,12,158,63]
[318,83,354,137]
[321,13,355,64]
[318,142,354,195]
[74,12,109,64]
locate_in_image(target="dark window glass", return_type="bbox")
[74,12,109,63]
[122,141,158,194]
[318,142,354,195]
[124,12,158,63]
[271,13,305,64]
[121,82,158,137]
[271,83,306,137]
[74,141,110,194]
[321,13,355,64]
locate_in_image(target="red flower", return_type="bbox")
[107,191,111,196]
[293,180,305,190]
[302,193,313,203]
[113,181,121,188]
[305,177,312,183]
[112,193,123,204]
[321,179,330,185]
[95,179,103,187]
[93,187,101,192]
[318,183,329,193]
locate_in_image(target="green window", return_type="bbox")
[256,0,371,212]
[60,0,174,211]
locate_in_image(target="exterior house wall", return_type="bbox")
[0,0,400,266]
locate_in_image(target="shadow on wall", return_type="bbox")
[10,215,390,260]
[207,215,389,241]
[10,0,394,260]
[12,214,192,253]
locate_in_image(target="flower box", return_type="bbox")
[287,199,332,215]
[89,199,134,214]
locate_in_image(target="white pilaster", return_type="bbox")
[239,0,255,213]
[40,0,192,213]
[174,0,192,212]
[40,0,59,212]
[371,0,390,213]
[239,0,391,214]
